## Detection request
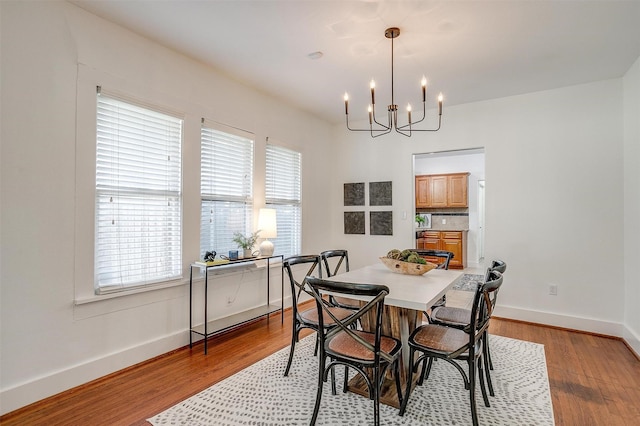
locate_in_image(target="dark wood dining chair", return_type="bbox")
[306,276,403,426]
[410,249,454,270]
[282,255,354,377]
[399,269,503,426]
[429,259,507,395]
[411,249,454,317]
[320,249,360,311]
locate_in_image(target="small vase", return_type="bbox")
[243,248,252,258]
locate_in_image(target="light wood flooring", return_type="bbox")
[1,298,639,425]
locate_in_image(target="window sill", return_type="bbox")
[74,277,187,306]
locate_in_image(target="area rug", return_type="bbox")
[451,273,484,292]
[148,335,554,425]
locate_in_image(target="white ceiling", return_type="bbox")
[70,0,640,125]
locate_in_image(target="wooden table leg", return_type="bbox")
[348,305,420,408]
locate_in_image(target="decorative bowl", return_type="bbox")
[379,257,438,275]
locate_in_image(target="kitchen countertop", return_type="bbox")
[417,228,469,232]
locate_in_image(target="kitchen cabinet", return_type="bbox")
[417,230,467,269]
[415,172,469,208]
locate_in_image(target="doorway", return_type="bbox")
[413,148,485,266]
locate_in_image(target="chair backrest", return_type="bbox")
[320,249,349,277]
[482,259,507,305]
[490,259,507,274]
[283,255,322,314]
[468,270,503,340]
[306,277,393,362]
[410,249,454,269]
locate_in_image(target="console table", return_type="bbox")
[189,255,284,354]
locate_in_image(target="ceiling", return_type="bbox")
[70,0,640,125]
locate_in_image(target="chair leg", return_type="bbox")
[482,332,495,396]
[330,364,337,395]
[393,359,403,408]
[343,366,349,393]
[478,357,490,407]
[310,353,326,426]
[417,356,433,386]
[486,332,494,370]
[373,362,380,426]
[399,348,416,416]
[283,325,298,376]
[468,357,479,426]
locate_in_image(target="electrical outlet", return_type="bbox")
[441,218,447,225]
[548,284,558,296]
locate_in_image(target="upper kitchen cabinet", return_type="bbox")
[415,172,470,208]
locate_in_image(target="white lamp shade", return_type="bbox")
[258,208,277,239]
[258,208,277,256]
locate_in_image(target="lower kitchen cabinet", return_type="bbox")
[416,230,467,269]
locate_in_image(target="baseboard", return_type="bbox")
[0,331,188,416]
[622,325,640,360]
[494,305,625,337]
[0,295,294,416]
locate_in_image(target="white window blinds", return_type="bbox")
[265,144,302,258]
[200,124,254,257]
[95,92,183,293]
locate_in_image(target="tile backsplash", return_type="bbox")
[418,213,469,231]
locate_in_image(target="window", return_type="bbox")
[200,122,254,257]
[95,91,183,293]
[265,144,302,258]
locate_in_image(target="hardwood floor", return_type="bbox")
[2,305,639,426]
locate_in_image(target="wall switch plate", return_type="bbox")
[548,284,558,296]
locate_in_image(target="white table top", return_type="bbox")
[329,263,463,311]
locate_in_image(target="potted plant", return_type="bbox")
[232,231,260,258]
[415,214,425,228]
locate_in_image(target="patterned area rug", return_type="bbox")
[148,335,554,425]
[451,273,485,292]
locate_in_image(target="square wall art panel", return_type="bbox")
[370,211,393,235]
[344,182,365,206]
[369,181,392,206]
[344,211,365,234]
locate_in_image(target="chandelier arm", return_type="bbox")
[397,114,442,132]
[394,126,412,137]
[371,105,391,131]
[346,114,394,133]
[398,102,427,129]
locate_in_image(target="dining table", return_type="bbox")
[328,261,463,408]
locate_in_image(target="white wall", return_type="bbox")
[330,78,630,338]
[623,56,640,356]
[0,1,334,414]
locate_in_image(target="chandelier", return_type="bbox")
[343,27,443,138]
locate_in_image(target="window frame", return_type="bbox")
[265,143,302,259]
[199,120,255,259]
[94,89,184,294]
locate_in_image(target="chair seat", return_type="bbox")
[411,324,479,355]
[328,330,401,361]
[299,306,354,325]
[431,306,472,327]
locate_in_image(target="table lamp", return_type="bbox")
[258,208,277,257]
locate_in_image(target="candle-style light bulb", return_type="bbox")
[368,104,373,124]
[370,79,376,105]
[438,93,444,116]
[344,93,349,115]
[421,76,427,102]
[407,104,412,124]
